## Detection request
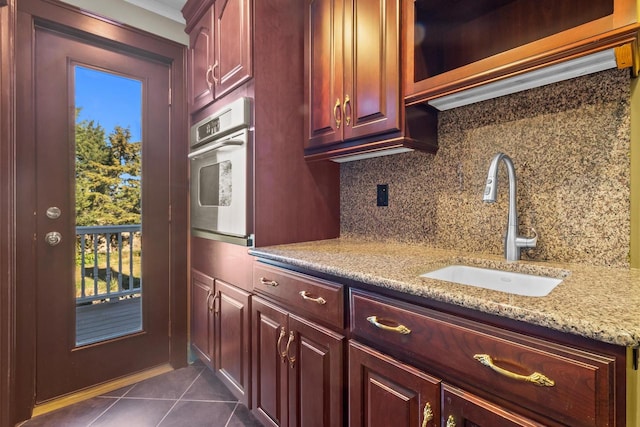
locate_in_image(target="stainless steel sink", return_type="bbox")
[420,265,563,297]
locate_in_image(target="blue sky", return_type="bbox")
[75,66,142,142]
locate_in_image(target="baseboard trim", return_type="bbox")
[31,364,173,418]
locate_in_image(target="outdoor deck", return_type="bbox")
[76,297,142,346]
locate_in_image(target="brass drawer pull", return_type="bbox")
[343,94,351,126]
[211,61,219,85]
[277,327,287,362]
[209,292,220,316]
[285,331,296,369]
[259,277,279,287]
[212,292,220,316]
[334,98,342,129]
[366,316,411,335]
[446,415,456,427]
[473,354,555,387]
[299,290,326,305]
[422,402,433,427]
[205,65,214,90]
[206,290,214,312]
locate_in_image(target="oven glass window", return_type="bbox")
[200,160,232,206]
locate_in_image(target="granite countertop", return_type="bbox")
[249,237,640,347]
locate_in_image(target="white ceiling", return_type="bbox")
[123,0,188,23]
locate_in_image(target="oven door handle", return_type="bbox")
[188,139,244,158]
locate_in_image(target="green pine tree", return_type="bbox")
[75,111,141,226]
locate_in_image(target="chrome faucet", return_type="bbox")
[483,153,537,261]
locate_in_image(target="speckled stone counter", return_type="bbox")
[249,238,640,347]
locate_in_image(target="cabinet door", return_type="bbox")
[304,0,345,149]
[349,340,440,427]
[191,269,214,365]
[215,279,251,405]
[252,296,289,427]
[442,384,546,427]
[188,7,215,112]
[287,313,344,427]
[214,0,252,99]
[342,0,401,141]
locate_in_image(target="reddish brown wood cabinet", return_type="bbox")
[304,0,343,151]
[187,0,341,248]
[251,262,345,426]
[190,269,252,406]
[350,288,621,427]
[349,340,441,427]
[251,296,288,426]
[187,6,215,113]
[214,279,251,404]
[303,0,437,161]
[184,0,252,113]
[404,0,640,105]
[191,269,215,364]
[248,259,628,426]
[305,0,400,149]
[441,384,545,427]
[349,340,548,427]
[251,296,344,427]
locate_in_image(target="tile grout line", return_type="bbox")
[175,398,239,403]
[86,384,137,427]
[224,402,241,427]
[154,368,205,427]
[98,396,205,401]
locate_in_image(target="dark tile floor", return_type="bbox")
[21,362,263,427]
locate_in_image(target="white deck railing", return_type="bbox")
[76,224,141,305]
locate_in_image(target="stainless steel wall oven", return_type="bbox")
[189,97,252,245]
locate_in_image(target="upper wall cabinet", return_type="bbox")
[404,0,640,106]
[304,0,438,161]
[184,0,252,113]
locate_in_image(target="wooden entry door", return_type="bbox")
[32,26,172,403]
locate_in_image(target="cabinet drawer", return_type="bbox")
[253,263,344,329]
[350,289,615,427]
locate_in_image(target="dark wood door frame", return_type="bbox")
[0,1,17,426]
[12,0,188,424]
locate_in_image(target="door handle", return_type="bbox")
[187,139,244,158]
[46,206,62,219]
[45,231,62,246]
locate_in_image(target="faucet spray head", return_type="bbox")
[483,177,497,203]
[483,154,503,203]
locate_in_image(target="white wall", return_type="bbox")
[60,0,188,45]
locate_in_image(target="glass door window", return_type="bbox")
[74,65,143,346]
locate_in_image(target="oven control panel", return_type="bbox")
[190,97,251,149]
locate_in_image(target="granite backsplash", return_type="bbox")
[340,68,631,267]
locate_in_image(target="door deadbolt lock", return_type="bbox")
[45,231,62,246]
[46,206,61,219]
